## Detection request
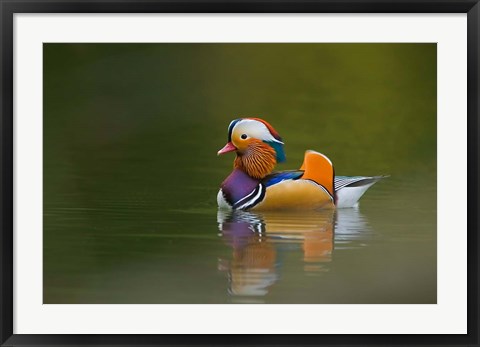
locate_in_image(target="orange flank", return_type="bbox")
[299,150,335,197]
[253,180,334,210]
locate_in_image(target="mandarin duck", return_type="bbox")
[217,118,386,210]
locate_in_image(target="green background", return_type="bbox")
[44,44,436,304]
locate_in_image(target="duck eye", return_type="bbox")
[241,134,248,140]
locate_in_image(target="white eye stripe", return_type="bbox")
[233,119,283,144]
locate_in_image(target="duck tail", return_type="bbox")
[299,150,335,197]
[335,175,388,208]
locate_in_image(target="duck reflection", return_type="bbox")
[217,210,277,297]
[217,207,372,299]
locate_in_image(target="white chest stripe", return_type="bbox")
[236,184,265,210]
[232,187,258,208]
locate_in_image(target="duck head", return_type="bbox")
[218,118,286,179]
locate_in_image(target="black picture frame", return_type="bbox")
[1,1,479,346]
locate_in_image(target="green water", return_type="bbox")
[43,43,436,304]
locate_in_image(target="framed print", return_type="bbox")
[1,0,479,346]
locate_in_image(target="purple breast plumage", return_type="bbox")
[219,169,265,210]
